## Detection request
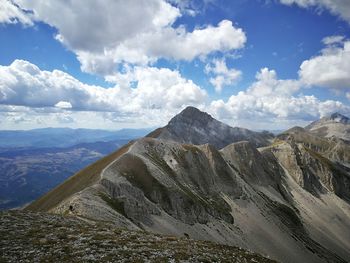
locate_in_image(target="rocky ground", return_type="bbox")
[0,211,276,263]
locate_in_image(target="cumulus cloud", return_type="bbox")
[209,68,350,129]
[279,0,350,24]
[14,0,180,52]
[55,101,72,109]
[205,59,242,92]
[299,39,350,91]
[0,60,207,116]
[10,1,246,75]
[78,20,246,74]
[0,60,349,130]
[0,0,33,25]
[322,35,345,45]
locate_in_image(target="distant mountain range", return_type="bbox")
[25,107,350,263]
[0,127,152,148]
[0,128,151,210]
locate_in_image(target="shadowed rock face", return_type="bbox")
[306,112,350,142]
[26,108,350,263]
[147,106,274,148]
[273,127,350,202]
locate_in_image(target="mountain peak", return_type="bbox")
[305,112,350,141]
[169,106,213,126]
[329,112,350,124]
[147,106,273,148]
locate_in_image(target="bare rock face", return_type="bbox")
[271,128,350,202]
[306,112,350,142]
[220,141,282,187]
[25,108,350,263]
[147,106,274,148]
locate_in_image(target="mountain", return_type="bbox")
[0,127,152,148]
[305,112,350,142]
[147,106,274,148]
[25,108,350,263]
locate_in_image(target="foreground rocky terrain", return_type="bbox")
[25,107,350,263]
[0,211,276,262]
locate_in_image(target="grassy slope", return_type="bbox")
[25,142,133,212]
[0,211,277,263]
[145,127,164,138]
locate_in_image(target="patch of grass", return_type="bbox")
[271,139,285,147]
[145,127,164,138]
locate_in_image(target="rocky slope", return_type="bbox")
[306,112,350,142]
[147,106,274,148]
[25,108,350,263]
[0,211,276,263]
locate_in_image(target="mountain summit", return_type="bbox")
[329,112,350,124]
[147,106,273,148]
[306,112,350,141]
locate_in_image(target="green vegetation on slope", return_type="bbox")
[0,211,277,263]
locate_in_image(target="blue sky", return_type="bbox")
[0,0,350,130]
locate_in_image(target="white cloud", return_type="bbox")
[279,0,350,24]
[0,60,349,130]
[11,1,246,75]
[55,101,72,109]
[299,39,350,91]
[77,20,246,74]
[322,35,345,45]
[14,0,180,52]
[0,60,207,119]
[0,0,33,25]
[208,68,350,129]
[205,59,242,92]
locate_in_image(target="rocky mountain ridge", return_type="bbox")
[147,106,274,148]
[306,112,350,142]
[25,108,350,263]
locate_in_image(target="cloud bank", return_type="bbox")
[12,0,246,75]
[280,0,350,24]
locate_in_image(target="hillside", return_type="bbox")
[0,211,276,263]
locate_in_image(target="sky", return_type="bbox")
[0,0,350,130]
